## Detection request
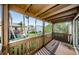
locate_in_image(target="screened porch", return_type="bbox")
[0,4,79,55]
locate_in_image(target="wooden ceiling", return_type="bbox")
[9,4,79,23]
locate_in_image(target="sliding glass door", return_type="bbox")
[76,17,79,47]
[77,18,79,46]
[73,14,79,47]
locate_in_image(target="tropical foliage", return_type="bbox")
[44,24,52,33]
[54,22,69,34]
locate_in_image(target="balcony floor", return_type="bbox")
[35,40,76,55]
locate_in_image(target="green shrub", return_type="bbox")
[29,31,37,34]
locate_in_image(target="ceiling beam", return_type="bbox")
[9,5,50,23]
[9,5,25,14]
[9,5,39,19]
[50,10,77,19]
[77,6,79,13]
[41,4,79,19]
[52,19,73,23]
[52,16,74,22]
[35,4,57,16]
[54,14,75,20]
[24,4,32,12]
[52,17,73,23]
[48,9,77,20]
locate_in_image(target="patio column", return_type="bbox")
[52,23,54,40]
[43,21,45,46]
[71,21,73,44]
[23,15,25,33]
[2,4,9,55]
[72,17,75,46]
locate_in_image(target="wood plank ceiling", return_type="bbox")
[9,4,79,23]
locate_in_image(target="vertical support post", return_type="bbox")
[71,21,73,44]
[72,19,75,46]
[27,16,29,54]
[23,15,25,33]
[27,16,29,37]
[2,4,9,55]
[43,21,45,46]
[52,23,54,40]
[75,20,78,46]
[35,19,37,35]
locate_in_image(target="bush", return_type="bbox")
[29,31,37,34]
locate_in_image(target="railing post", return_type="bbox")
[2,4,9,55]
[23,15,25,33]
[27,16,29,54]
[52,23,54,40]
[70,21,73,44]
[43,21,45,46]
[27,16,29,37]
[72,19,75,46]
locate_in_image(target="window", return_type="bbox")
[28,17,36,37]
[9,10,25,41]
[36,19,43,35]
[9,10,45,41]
[73,17,79,51]
[76,18,79,46]
[44,22,52,34]
[53,22,70,34]
[24,16,29,37]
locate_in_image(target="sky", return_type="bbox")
[0,7,50,26]
[9,10,49,26]
[9,10,23,23]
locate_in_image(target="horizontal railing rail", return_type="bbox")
[52,32,72,44]
[1,32,72,55]
[9,33,52,55]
